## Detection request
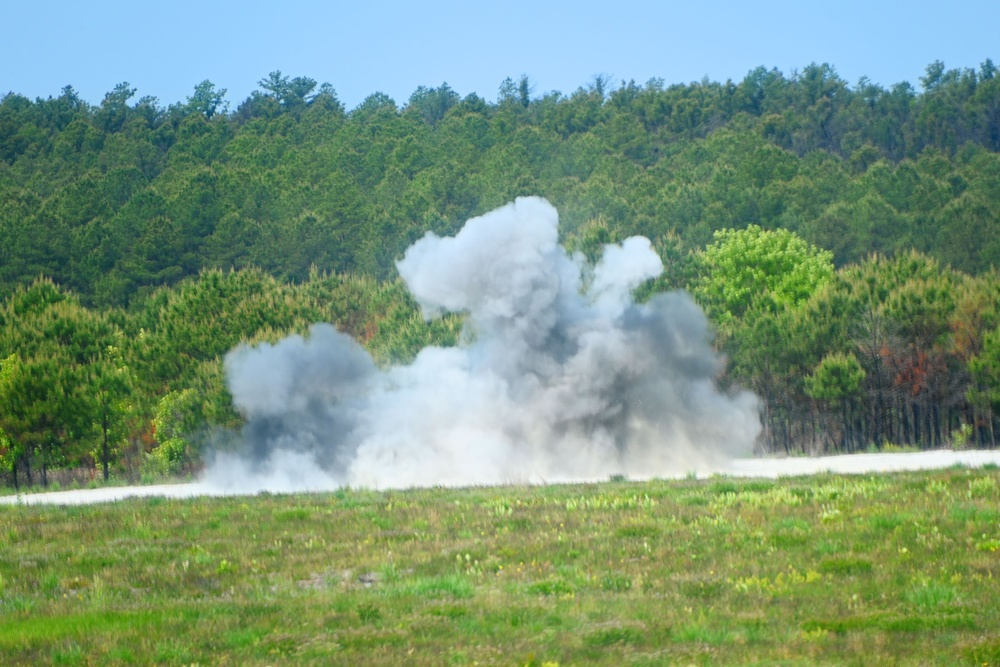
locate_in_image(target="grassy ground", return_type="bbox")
[1,467,999,666]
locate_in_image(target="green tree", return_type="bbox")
[151,388,200,475]
[692,224,835,330]
[186,80,228,119]
[407,83,459,126]
[805,351,866,451]
[0,354,28,488]
[691,225,835,452]
[88,333,137,481]
[0,280,127,483]
[258,71,317,112]
[95,82,138,133]
[0,353,78,486]
[969,325,1000,446]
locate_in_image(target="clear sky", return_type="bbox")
[3,0,997,111]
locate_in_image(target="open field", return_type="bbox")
[2,464,1000,665]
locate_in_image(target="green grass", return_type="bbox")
[1,468,999,665]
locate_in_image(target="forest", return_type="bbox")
[1,60,1000,487]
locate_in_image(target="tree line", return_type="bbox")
[1,60,999,486]
[3,60,1000,307]
[0,271,461,488]
[691,226,1000,454]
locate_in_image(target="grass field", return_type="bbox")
[1,467,999,666]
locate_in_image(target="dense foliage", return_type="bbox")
[1,60,999,485]
[0,273,460,488]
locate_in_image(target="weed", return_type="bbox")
[599,574,632,592]
[216,559,237,575]
[868,512,910,531]
[564,492,655,511]
[813,539,843,556]
[950,504,999,523]
[527,579,574,596]
[976,536,1000,552]
[397,575,474,600]
[615,523,660,539]
[819,505,843,522]
[275,508,310,521]
[50,642,85,666]
[905,579,959,609]
[770,517,811,547]
[789,486,815,500]
[818,557,873,576]
[709,480,739,495]
[962,638,1000,665]
[41,573,59,596]
[584,626,642,647]
[680,579,724,599]
[674,620,733,645]
[504,517,532,532]
[967,475,998,499]
[356,602,381,623]
[428,604,467,619]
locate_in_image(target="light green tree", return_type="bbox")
[692,225,835,452]
[0,355,27,489]
[151,388,201,475]
[692,224,835,332]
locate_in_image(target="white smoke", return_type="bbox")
[204,197,760,492]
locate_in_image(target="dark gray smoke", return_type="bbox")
[205,197,760,491]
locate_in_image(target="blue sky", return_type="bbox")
[3,0,997,111]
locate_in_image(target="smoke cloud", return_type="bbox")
[204,197,760,492]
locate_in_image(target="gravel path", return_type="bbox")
[3,449,999,506]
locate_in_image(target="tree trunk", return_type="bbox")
[809,407,816,453]
[899,399,913,445]
[924,400,933,448]
[933,404,942,448]
[841,400,850,453]
[40,440,48,488]
[102,409,110,482]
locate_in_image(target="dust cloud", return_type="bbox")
[204,197,760,492]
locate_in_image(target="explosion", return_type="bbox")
[206,197,760,491]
